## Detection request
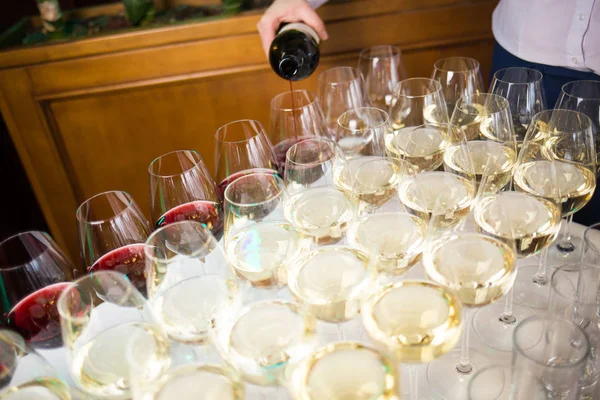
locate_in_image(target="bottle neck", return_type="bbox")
[279,56,302,80]
[278,23,320,45]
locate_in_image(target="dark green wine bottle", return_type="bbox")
[269,23,320,81]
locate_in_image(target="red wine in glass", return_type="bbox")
[89,244,147,297]
[156,200,224,241]
[273,136,314,175]
[6,282,71,349]
[218,168,279,197]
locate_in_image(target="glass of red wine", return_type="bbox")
[269,90,327,172]
[76,190,152,297]
[0,231,76,350]
[149,150,223,240]
[214,119,278,195]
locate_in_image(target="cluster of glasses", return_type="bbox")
[1,45,600,400]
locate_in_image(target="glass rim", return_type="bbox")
[353,157,416,186]
[144,220,216,264]
[433,56,480,73]
[270,89,319,112]
[549,264,580,301]
[285,137,337,167]
[223,171,284,208]
[76,190,136,226]
[530,108,593,128]
[455,92,510,116]
[358,45,401,60]
[513,315,590,368]
[393,77,443,99]
[560,80,600,100]
[214,119,266,144]
[317,66,362,85]
[492,67,543,85]
[148,149,205,179]
[337,107,390,132]
[0,231,55,272]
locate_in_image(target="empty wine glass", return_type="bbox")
[224,171,310,289]
[549,80,600,264]
[335,107,389,157]
[358,45,407,110]
[149,150,223,240]
[144,221,242,346]
[468,365,547,400]
[58,270,171,398]
[389,77,448,131]
[317,67,368,135]
[431,57,484,115]
[490,67,547,144]
[214,119,278,195]
[0,231,76,350]
[270,90,327,173]
[76,190,153,296]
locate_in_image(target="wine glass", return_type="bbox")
[490,67,547,144]
[468,365,547,399]
[289,341,400,399]
[335,107,389,157]
[362,280,462,400]
[358,45,407,110]
[423,193,518,398]
[389,77,449,132]
[284,138,355,245]
[214,119,278,195]
[58,270,172,398]
[549,80,600,264]
[0,231,76,350]
[270,89,327,173]
[0,330,89,398]
[431,57,484,115]
[512,109,596,310]
[149,150,223,240]
[76,190,153,296]
[317,67,368,135]
[224,171,310,289]
[144,221,242,346]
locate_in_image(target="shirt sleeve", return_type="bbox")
[307,0,328,9]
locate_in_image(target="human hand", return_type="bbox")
[257,0,328,57]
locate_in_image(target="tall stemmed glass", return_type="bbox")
[431,57,484,115]
[58,271,172,399]
[512,109,596,309]
[0,232,76,350]
[224,171,310,289]
[76,190,153,296]
[269,89,327,172]
[335,107,388,157]
[490,67,547,144]
[284,138,355,245]
[389,77,448,130]
[362,280,462,400]
[317,67,368,135]
[550,80,600,263]
[214,119,277,195]
[149,150,223,239]
[358,45,407,110]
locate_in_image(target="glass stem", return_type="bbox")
[532,247,549,285]
[457,309,473,375]
[556,215,576,253]
[409,364,418,400]
[499,288,517,325]
[336,324,345,341]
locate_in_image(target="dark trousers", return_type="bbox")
[490,41,600,226]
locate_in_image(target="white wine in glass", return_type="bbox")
[385,124,448,172]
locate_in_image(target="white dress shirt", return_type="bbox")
[493,0,599,75]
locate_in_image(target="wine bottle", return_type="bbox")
[269,23,320,81]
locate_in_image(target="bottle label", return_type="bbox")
[279,23,320,45]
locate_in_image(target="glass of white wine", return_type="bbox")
[144,221,243,347]
[445,93,518,192]
[288,341,400,400]
[224,171,311,290]
[389,77,448,132]
[211,299,318,388]
[284,138,355,245]
[361,280,462,400]
[423,194,518,398]
[0,330,90,399]
[431,57,484,116]
[385,123,449,172]
[335,107,389,158]
[512,109,596,310]
[358,45,407,110]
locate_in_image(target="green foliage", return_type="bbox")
[221,0,242,14]
[123,0,156,26]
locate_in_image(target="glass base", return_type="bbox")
[547,235,584,269]
[472,301,534,352]
[512,264,551,310]
[426,349,494,399]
